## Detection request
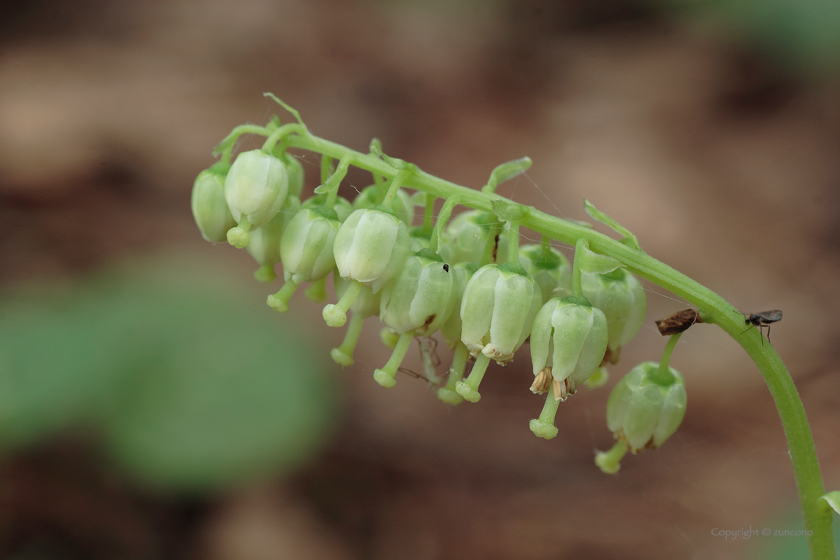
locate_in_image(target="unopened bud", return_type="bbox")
[191,167,236,243]
[439,210,495,264]
[333,208,410,294]
[606,361,686,452]
[352,185,413,226]
[582,269,646,363]
[247,196,301,283]
[379,251,454,337]
[280,206,340,285]
[530,297,609,400]
[459,264,542,364]
[224,149,289,229]
[439,263,476,349]
[519,244,572,303]
[282,152,304,198]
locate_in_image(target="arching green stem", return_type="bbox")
[243,128,834,560]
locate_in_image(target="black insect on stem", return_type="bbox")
[742,310,783,345]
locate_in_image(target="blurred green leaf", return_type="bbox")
[0,255,338,491]
[0,286,143,447]
[667,0,840,74]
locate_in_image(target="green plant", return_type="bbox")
[0,256,336,490]
[193,94,838,559]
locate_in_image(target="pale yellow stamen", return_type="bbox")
[530,368,552,394]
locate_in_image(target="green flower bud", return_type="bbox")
[350,185,377,209]
[224,149,289,230]
[379,252,454,337]
[459,264,542,364]
[352,185,413,226]
[409,231,430,252]
[439,211,507,264]
[333,208,410,294]
[439,210,487,264]
[303,194,354,223]
[606,361,686,452]
[191,167,236,243]
[282,152,305,198]
[582,268,646,363]
[246,195,301,282]
[529,297,608,401]
[280,207,340,285]
[440,263,475,349]
[584,366,609,389]
[519,244,572,303]
[333,197,354,223]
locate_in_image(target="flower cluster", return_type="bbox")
[192,98,689,473]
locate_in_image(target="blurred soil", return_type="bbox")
[1,1,839,559]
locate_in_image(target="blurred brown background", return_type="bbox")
[1,0,839,559]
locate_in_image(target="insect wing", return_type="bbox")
[754,310,782,324]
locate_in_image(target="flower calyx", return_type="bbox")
[459,264,542,364]
[581,268,647,364]
[191,164,235,243]
[224,149,290,248]
[529,296,608,402]
[379,250,455,338]
[606,361,687,452]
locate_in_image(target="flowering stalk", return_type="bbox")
[600,333,686,466]
[204,107,835,560]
